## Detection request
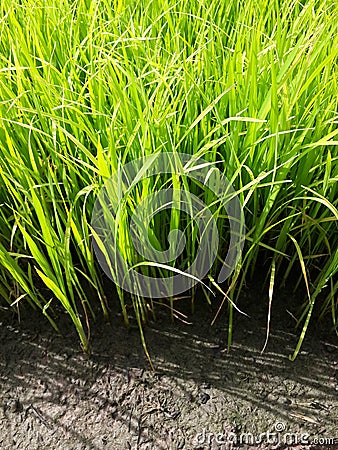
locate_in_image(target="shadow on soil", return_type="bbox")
[0,284,337,449]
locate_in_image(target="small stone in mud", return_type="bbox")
[198,392,210,404]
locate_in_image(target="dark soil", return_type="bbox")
[0,285,337,449]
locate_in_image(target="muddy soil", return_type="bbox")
[0,285,337,450]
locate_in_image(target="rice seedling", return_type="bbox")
[0,0,337,360]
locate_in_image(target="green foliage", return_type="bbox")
[0,0,337,358]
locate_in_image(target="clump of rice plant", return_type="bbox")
[0,0,337,360]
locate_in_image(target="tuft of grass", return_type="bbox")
[0,0,337,359]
